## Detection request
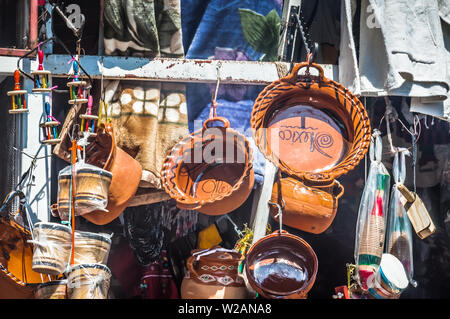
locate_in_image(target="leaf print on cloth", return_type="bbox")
[104,0,184,57]
[239,8,280,61]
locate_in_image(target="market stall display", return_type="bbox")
[0,0,447,302]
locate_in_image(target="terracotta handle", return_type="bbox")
[186,255,200,279]
[334,180,345,199]
[176,201,202,211]
[285,62,324,84]
[203,116,230,130]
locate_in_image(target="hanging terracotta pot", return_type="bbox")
[270,177,344,234]
[181,246,250,299]
[251,61,370,233]
[244,230,318,299]
[251,61,371,181]
[161,117,254,215]
[80,122,142,225]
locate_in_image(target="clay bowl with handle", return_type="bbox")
[244,230,318,299]
[251,61,371,183]
[161,116,254,215]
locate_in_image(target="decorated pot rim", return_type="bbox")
[161,120,254,208]
[250,62,371,182]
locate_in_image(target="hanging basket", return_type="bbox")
[161,116,254,215]
[251,62,371,182]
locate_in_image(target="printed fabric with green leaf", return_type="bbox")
[239,8,280,61]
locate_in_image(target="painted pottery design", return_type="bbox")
[67,263,111,299]
[245,231,318,299]
[73,231,112,265]
[161,117,254,215]
[270,177,344,234]
[35,280,67,299]
[31,222,72,276]
[251,62,371,182]
[181,246,250,299]
[82,123,142,225]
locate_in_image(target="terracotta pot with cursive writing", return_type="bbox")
[180,246,250,299]
[251,61,371,182]
[270,177,344,234]
[251,61,370,233]
[161,117,254,215]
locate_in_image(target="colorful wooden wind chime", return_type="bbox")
[79,95,99,137]
[67,59,88,105]
[31,49,52,93]
[40,100,61,145]
[7,70,28,114]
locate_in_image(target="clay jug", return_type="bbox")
[181,246,250,299]
[270,177,344,234]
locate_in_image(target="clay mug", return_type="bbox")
[270,176,344,234]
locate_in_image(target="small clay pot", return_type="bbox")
[73,231,112,265]
[161,117,254,215]
[251,62,371,182]
[35,280,67,299]
[31,222,72,276]
[181,246,250,299]
[244,230,318,299]
[67,263,111,299]
[270,177,344,234]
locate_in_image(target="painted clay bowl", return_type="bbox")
[181,246,249,299]
[244,230,318,299]
[161,116,254,215]
[251,62,371,183]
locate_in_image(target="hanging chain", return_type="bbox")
[293,12,311,57]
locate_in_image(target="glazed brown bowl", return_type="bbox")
[161,116,254,215]
[251,62,371,183]
[244,230,318,299]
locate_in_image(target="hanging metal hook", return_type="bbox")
[268,201,284,234]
